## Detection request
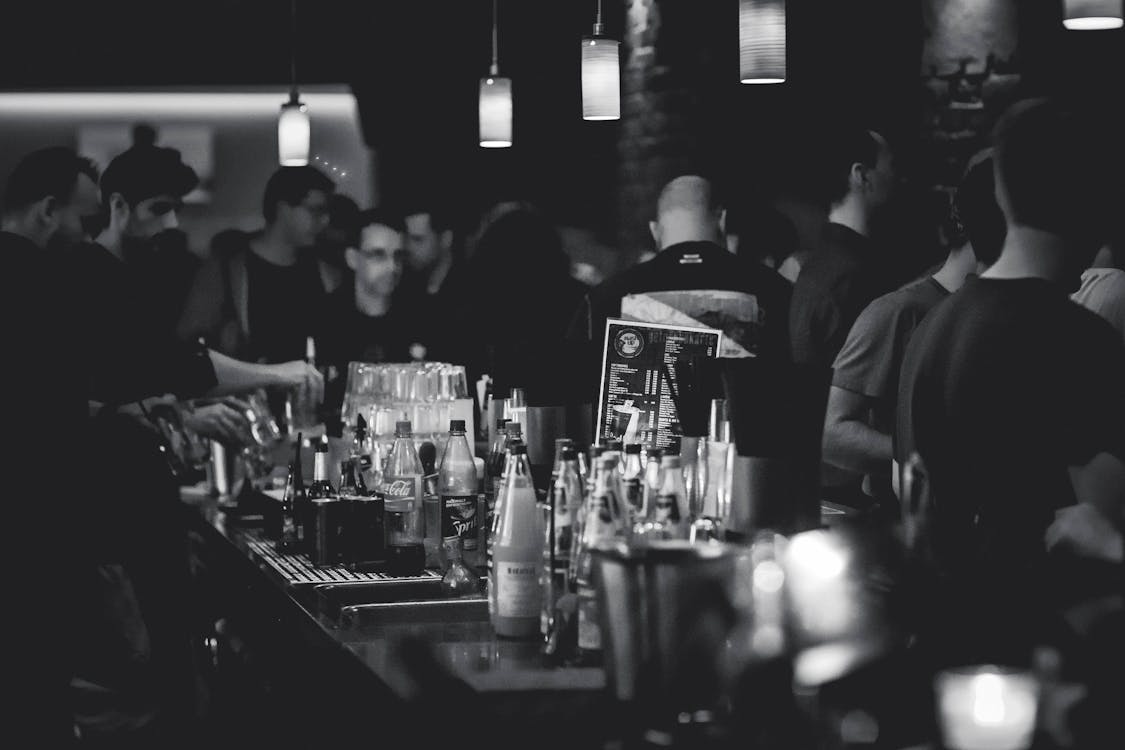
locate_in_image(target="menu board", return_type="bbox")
[596,319,722,452]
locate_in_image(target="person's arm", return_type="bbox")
[822,385,893,474]
[203,350,323,404]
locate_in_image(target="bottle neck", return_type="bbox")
[313,451,328,481]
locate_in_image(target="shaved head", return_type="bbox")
[650,175,724,250]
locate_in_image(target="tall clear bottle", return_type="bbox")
[633,447,665,538]
[350,413,378,488]
[653,454,689,539]
[277,459,305,554]
[573,456,619,666]
[489,444,543,639]
[541,446,583,639]
[381,420,426,576]
[438,419,480,570]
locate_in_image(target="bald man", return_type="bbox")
[568,175,792,371]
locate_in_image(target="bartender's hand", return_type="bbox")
[271,361,324,405]
[1046,503,1125,563]
[184,403,252,445]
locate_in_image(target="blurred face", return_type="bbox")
[404,212,447,273]
[126,193,182,240]
[49,173,101,249]
[282,188,331,247]
[347,223,404,297]
[865,132,897,209]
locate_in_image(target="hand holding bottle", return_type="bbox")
[184,402,252,445]
[271,361,324,406]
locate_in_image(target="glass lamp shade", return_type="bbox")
[739,0,786,84]
[479,76,513,148]
[1062,0,1124,29]
[581,36,620,121]
[278,98,311,166]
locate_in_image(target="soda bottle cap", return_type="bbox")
[510,444,527,455]
[661,454,681,467]
[606,439,623,452]
[561,448,578,460]
[624,443,642,454]
[496,417,510,430]
[506,423,523,438]
[449,419,466,433]
[395,420,412,436]
[647,448,663,459]
[591,445,605,457]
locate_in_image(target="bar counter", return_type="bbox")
[180,484,616,749]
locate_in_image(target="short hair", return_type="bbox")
[820,127,882,206]
[2,146,99,215]
[401,198,453,233]
[954,153,1006,267]
[100,145,199,206]
[993,98,1120,244]
[656,174,722,217]
[262,166,335,223]
[353,207,405,246]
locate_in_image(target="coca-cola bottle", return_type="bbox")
[381,421,426,576]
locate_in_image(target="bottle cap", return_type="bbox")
[496,417,510,430]
[395,420,412,437]
[510,444,527,455]
[624,443,642,454]
[606,439,623,452]
[661,454,681,467]
[506,423,523,438]
[647,447,663,459]
[449,419,466,433]
[561,447,578,461]
[591,445,605,457]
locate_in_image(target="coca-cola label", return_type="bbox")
[441,494,478,550]
[381,476,418,512]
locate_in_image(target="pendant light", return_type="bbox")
[479,0,513,148]
[1062,0,1123,29]
[581,0,620,121]
[278,0,311,166]
[739,0,786,84]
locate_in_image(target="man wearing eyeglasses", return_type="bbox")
[177,165,336,368]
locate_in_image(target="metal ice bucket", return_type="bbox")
[590,540,744,717]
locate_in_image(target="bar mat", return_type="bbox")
[241,529,441,585]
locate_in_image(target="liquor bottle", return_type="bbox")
[654,454,689,539]
[277,460,305,554]
[308,437,343,566]
[339,458,367,496]
[542,447,582,638]
[438,419,481,570]
[440,537,482,598]
[621,443,644,522]
[381,421,426,576]
[573,456,618,666]
[489,444,543,638]
[486,418,511,498]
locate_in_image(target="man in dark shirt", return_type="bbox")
[570,175,792,366]
[398,200,469,362]
[319,208,425,426]
[176,166,335,364]
[822,151,1006,510]
[789,128,900,368]
[2,146,104,746]
[896,99,1125,660]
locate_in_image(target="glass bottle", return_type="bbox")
[438,419,480,570]
[506,386,528,433]
[307,436,335,500]
[489,444,542,639]
[573,456,618,666]
[277,460,305,554]
[308,437,343,566]
[350,413,377,487]
[440,537,482,598]
[542,447,583,639]
[654,454,689,539]
[381,420,426,576]
[621,443,644,526]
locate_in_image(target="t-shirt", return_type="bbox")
[1070,267,1125,344]
[830,276,949,501]
[896,276,1125,580]
[71,242,217,405]
[245,248,327,364]
[789,223,902,368]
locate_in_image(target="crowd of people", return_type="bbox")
[5,95,1124,746]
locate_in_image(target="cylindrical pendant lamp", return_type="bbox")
[278,93,310,166]
[1062,0,1123,29]
[581,1,620,121]
[479,73,513,148]
[739,0,787,84]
